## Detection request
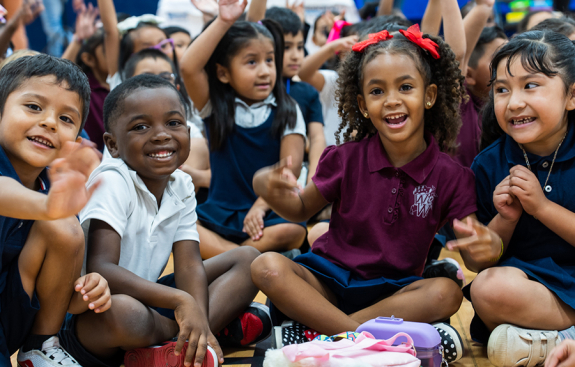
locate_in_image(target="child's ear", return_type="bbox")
[425,84,438,109]
[80,53,96,69]
[357,94,368,117]
[216,64,230,84]
[566,83,575,111]
[465,67,477,87]
[103,132,120,158]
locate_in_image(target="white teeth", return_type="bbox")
[149,151,174,158]
[387,114,406,120]
[512,117,535,125]
[29,137,53,147]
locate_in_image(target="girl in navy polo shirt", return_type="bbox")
[179,0,308,258]
[447,31,575,367]
[252,24,501,363]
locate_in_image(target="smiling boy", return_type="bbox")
[0,54,108,367]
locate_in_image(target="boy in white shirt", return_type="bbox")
[58,75,269,367]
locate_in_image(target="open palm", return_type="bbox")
[218,0,247,23]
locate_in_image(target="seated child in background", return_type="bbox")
[59,75,270,367]
[264,7,326,184]
[163,26,193,63]
[251,25,503,363]
[0,54,110,367]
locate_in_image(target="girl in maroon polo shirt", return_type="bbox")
[252,24,504,363]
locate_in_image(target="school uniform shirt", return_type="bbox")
[84,71,110,151]
[199,94,307,138]
[0,146,49,296]
[311,133,477,280]
[285,78,324,127]
[318,69,343,146]
[80,157,200,283]
[455,87,484,167]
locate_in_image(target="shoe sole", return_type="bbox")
[124,343,217,367]
[249,302,273,344]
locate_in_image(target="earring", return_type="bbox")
[426,101,432,108]
[364,112,369,118]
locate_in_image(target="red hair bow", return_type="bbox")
[399,24,440,59]
[352,30,393,53]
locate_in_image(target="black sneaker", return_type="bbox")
[423,258,466,288]
[433,322,465,363]
[271,320,320,349]
[216,302,272,347]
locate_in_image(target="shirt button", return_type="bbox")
[392,188,397,194]
[388,207,393,213]
[545,185,552,193]
[395,171,399,177]
[542,162,549,168]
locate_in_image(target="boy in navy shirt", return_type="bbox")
[0,54,108,367]
[265,7,326,184]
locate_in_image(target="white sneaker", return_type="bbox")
[488,324,559,367]
[17,336,81,366]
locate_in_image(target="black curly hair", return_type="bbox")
[335,28,465,151]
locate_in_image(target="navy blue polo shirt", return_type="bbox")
[285,78,324,127]
[0,145,50,296]
[472,126,575,265]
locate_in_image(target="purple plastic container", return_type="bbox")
[357,317,444,367]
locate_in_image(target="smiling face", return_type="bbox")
[0,75,83,177]
[357,52,437,149]
[104,87,190,185]
[283,31,304,78]
[217,37,277,105]
[493,57,575,156]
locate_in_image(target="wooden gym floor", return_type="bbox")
[10,248,494,367]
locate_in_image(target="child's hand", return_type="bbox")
[74,273,112,313]
[218,0,248,24]
[253,156,302,200]
[493,175,523,223]
[45,141,101,219]
[509,165,549,218]
[546,340,575,367]
[74,1,99,42]
[190,0,218,18]
[329,35,359,53]
[173,296,224,367]
[286,0,305,23]
[18,0,45,25]
[243,204,266,241]
[447,217,502,263]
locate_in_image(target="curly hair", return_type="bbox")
[335,29,466,152]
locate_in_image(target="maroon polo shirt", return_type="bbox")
[83,71,109,151]
[455,88,485,167]
[311,132,477,280]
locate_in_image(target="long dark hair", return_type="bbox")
[480,30,575,150]
[205,19,297,151]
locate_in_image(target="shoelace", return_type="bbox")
[43,346,79,366]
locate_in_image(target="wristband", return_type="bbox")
[490,239,504,262]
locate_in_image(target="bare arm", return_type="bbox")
[420,0,441,36]
[0,177,61,220]
[62,1,99,62]
[246,0,266,22]
[173,239,209,320]
[180,137,211,191]
[97,0,120,76]
[0,0,43,57]
[462,0,495,73]
[441,0,467,71]
[376,0,394,16]
[306,122,326,184]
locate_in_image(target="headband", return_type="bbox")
[117,14,165,36]
[352,24,440,59]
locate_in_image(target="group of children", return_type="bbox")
[1,0,575,366]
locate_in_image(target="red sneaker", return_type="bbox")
[124,341,218,367]
[216,302,272,347]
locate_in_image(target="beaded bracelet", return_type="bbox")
[490,239,504,262]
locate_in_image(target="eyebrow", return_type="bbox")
[495,73,545,84]
[164,110,185,118]
[22,93,81,119]
[366,75,414,86]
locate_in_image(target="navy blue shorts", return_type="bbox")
[58,274,178,367]
[0,260,40,364]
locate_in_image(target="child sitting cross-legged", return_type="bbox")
[57,75,271,367]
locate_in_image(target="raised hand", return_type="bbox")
[218,0,248,24]
[286,0,305,23]
[19,0,45,25]
[190,0,219,18]
[493,175,523,222]
[74,273,111,313]
[329,35,359,53]
[509,165,549,217]
[253,156,302,200]
[45,141,101,220]
[447,216,502,263]
[75,1,99,42]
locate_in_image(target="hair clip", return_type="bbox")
[326,20,352,44]
[117,14,165,36]
[398,24,440,59]
[257,20,263,25]
[0,5,7,24]
[352,30,393,53]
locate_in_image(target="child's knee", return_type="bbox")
[250,252,289,289]
[232,246,261,267]
[33,216,84,258]
[427,278,463,315]
[471,267,520,314]
[97,294,158,340]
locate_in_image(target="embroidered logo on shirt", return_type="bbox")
[409,185,436,218]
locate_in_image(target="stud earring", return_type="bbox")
[426,101,432,108]
[364,112,369,118]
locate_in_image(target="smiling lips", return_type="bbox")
[28,136,54,148]
[148,150,174,159]
[511,117,535,125]
[385,113,408,125]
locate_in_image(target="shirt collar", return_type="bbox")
[367,132,440,183]
[504,123,575,166]
[234,93,276,110]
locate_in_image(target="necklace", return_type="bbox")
[518,129,567,194]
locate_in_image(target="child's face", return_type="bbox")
[283,31,305,79]
[171,31,192,63]
[313,17,331,47]
[493,57,575,153]
[133,58,176,86]
[105,87,190,182]
[357,52,437,147]
[217,37,276,105]
[0,76,83,171]
[133,27,172,59]
[468,38,507,99]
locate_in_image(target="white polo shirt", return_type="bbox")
[80,157,200,282]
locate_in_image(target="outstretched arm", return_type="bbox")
[376,0,394,16]
[180,0,248,111]
[441,0,466,69]
[0,0,43,58]
[461,0,495,73]
[421,0,441,36]
[62,1,99,62]
[97,0,120,76]
[246,0,266,22]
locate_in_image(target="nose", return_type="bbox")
[40,113,58,131]
[258,62,272,77]
[383,91,401,108]
[152,126,172,143]
[507,89,526,111]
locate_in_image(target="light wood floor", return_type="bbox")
[11,248,493,367]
